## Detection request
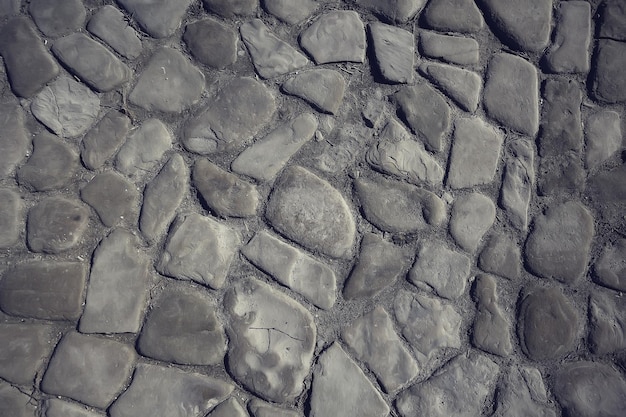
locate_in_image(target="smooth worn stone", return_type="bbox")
[42,332,136,409]
[79,229,150,333]
[422,0,484,33]
[110,363,233,417]
[81,111,132,170]
[158,213,240,289]
[31,76,100,138]
[478,234,521,280]
[0,382,37,417]
[0,323,54,385]
[420,62,481,112]
[27,197,89,254]
[544,1,591,73]
[419,31,480,66]
[537,154,586,196]
[241,19,309,79]
[356,0,424,23]
[553,361,626,417]
[369,23,414,84]
[592,39,626,103]
[208,398,247,417]
[118,0,192,38]
[248,399,299,417]
[446,117,503,188]
[0,261,86,320]
[394,82,450,152]
[525,201,594,284]
[342,306,418,394]
[183,18,237,69]
[344,233,410,299]
[408,240,470,300]
[44,398,103,417]
[17,131,78,191]
[140,154,188,241]
[310,342,389,417]
[585,110,622,170]
[193,159,259,218]
[130,47,205,113]
[450,192,495,253]
[224,278,316,403]
[266,166,355,258]
[589,292,626,354]
[0,101,29,176]
[203,0,257,17]
[115,119,171,177]
[394,290,462,364]
[282,69,345,114]
[397,352,499,417]
[80,171,138,227]
[483,53,538,135]
[356,176,445,233]
[263,0,318,24]
[518,287,578,361]
[500,139,534,231]
[366,118,444,186]
[538,78,583,157]
[494,365,556,417]
[594,239,626,292]
[0,0,19,16]
[88,5,142,59]
[137,284,227,365]
[184,77,275,154]
[0,188,20,248]
[242,230,337,309]
[300,11,366,64]
[29,0,85,37]
[0,17,59,98]
[599,0,626,41]
[53,33,131,92]
[472,274,512,356]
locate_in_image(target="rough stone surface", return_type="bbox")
[29,0,85,37]
[599,0,626,41]
[27,197,89,254]
[356,0,425,23]
[589,291,626,355]
[81,111,132,170]
[422,0,484,33]
[203,0,257,17]
[592,39,626,103]
[537,154,586,196]
[0,101,29,177]
[594,239,626,292]
[544,1,591,73]
[585,110,622,170]
[0,382,37,417]
[87,5,142,59]
[500,139,534,231]
[118,0,192,38]
[472,274,512,356]
[0,323,54,385]
[80,171,138,227]
[419,31,480,65]
[282,69,345,114]
[449,193,495,253]
[478,234,521,280]
[300,11,366,64]
[115,119,172,177]
[538,78,583,157]
[420,62,481,112]
[263,0,318,24]
[369,22,414,84]
[44,398,103,417]
[0,188,21,248]
[494,365,556,417]
[183,18,237,69]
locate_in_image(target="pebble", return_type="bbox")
[500,139,534,231]
[0,188,20,248]
[203,0,257,17]
[117,0,192,38]
[449,192,495,253]
[309,342,389,417]
[282,69,345,114]
[129,47,205,113]
[0,261,86,320]
[263,0,318,24]
[589,291,626,355]
[300,11,366,64]
[483,53,538,136]
[0,101,29,176]
[0,382,37,417]
[0,323,54,386]
[525,201,594,284]
[242,230,337,309]
[31,76,100,138]
[585,110,622,170]
[396,352,499,417]
[43,399,102,417]
[538,78,583,157]
[266,166,356,258]
[26,197,89,254]
[79,229,150,333]
[446,117,503,188]
[419,31,480,66]
[158,214,240,289]
[87,5,142,60]
[342,306,419,393]
[599,0,626,41]
[224,278,316,403]
[478,234,521,280]
[493,365,556,417]
[421,0,484,33]
[472,275,512,356]
[193,159,259,218]
[420,62,481,112]
[593,239,626,292]
[115,119,172,177]
[369,22,414,84]
[356,0,425,23]
[355,176,446,233]
[183,18,237,69]
[28,0,85,37]
[80,171,139,227]
[207,398,247,417]
[544,1,591,73]
[17,131,78,191]
[592,39,626,103]
[184,77,275,154]
[394,81,450,152]
[81,111,131,170]
[537,154,585,196]
[41,332,136,409]
[248,399,300,417]
[110,363,233,417]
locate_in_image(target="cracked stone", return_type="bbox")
[369,22,414,84]
[589,291,626,355]
[544,1,591,73]
[26,197,89,254]
[420,62,481,112]
[115,118,171,177]
[29,0,85,37]
[183,18,237,69]
[0,101,29,176]
[203,0,257,17]
[419,31,480,65]
[478,234,521,280]
[300,11,366,64]
[592,39,626,103]
[118,0,192,38]
[80,171,139,227]
[356,0,425,23]
[500,139,534,231]
[472,274,513,356]
[0,382,37,417]
[0,323,55,386]
[87,5,142,59]
[0,188,21,249]
[422,0,484,33]
[594,239,626,292]
[585,110,622,170]
[282,69,346,115]
[449,193,495,253]
[494,365,556,417]
[263,0,318,24]
[81,111,131,170]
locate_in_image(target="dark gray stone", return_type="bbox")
[422,0,484,33]
[592,39,626,103]
[0,323,55,386]
[87,5,142,59]
[585,110,622,170]
[420,62,481,112]
[599,0,626,41]
[538,78,583,157]
[115,118,171,177]
[472,274,512,356]
[0,382,37,417]
[118,0,193,38]
[29,0,85,37]
[27,197,90,254]
[537,154,586,196]
[589,291,626,355]
[494,365,556,417]
[0,188,21,249]
[355,0,425,23]
[594,239,626,292]
[183,18,237,69]
[478,234,521,280]
[544,1,591,73]
[449,192,495,253]
[80,171,139,227]
[203,0,257,17]
[282,69,345,114]
[0,0,19,16]
[300,11,366,64]
[263,0,318,24]
[419,31,480,66]
[81,111,132,170]
[369,22,414,84]
[500,139,534,231]
[0,101,29,176]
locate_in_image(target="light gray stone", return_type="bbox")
[592,39,626,103]
[500,139,534,231]
[544,1,591,73]
[594,239,626,292]
[0,323,55,386]
[208,398,247,417]
[356,0,425,23]
[0,101,29,176]
[282,69,345,114]
[117,0,192,38]
[29,0,86,37]
[81,111,132,170]
[472,275,512,356]
[115,119,171,177]
[88,5,142,59]
[0,382,37,417]
[419,32,480,66]
[585,110,622,170]
[420,62,481,112]
[449,192,495,253]
[478,234,521,280]
[589,291,626,355]
[81,171,138,227]
[494,365,555,417]
[422,0,484,33]
[183,18,237,69]
[248,399,299,417]
[300,11,366,64]
[0,0,19,16]
[263,0,318,24]
[369,22,414,84]
[0,188,21,248]
[44,398,103,417]
[203,0,257,17]
[27,197,89,254]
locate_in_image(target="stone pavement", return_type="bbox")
[0,0,625,416]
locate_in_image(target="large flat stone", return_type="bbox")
[585,110,622,170]
[356,0,424,23]
[87,5,142,59]
[422,0,484,33]
[118,0,193,38]
[493,365,555,417]
[263,0,318,24]
[81,111,131,170]
[207,398,247,417]
[282,69,346,114]
[300,11,366,64]
[29,0,85,37]
[599,0,626,41]
[248,399,300,417]
[538,78,583,157]
[0,0,19,16]
[420,62,481,113]
[203,0,257,17]
[0,188,21,248]
[544,1,591,73]
[26,197,89,254]
[537,154,586,196]
[0,101,29,176]
[500,139,534,231]
[594,239,626,292]
[369,22,414,84]
[592,39,626,103]
[183,18,237,69]
[115,118,172,177]
[589,291,626,355]
[449,192,495,253]
[478,234,521,280]
[472,275,512,356]
[0,382,37,417]
[81,171,139,227]
[0,323,55,386]
[419,31,480,65]
[43,398,103,417]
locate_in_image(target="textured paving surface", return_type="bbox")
[1,0,626,416]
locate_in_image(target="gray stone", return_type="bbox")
[17,131,78,191]
[478,234,521,280]
[242,230,337,309]
[0,188,21,248]
[537,154,586,196]
[472,275,512,356]
[41,332,136,409]
[587,162,626,220]
[585,110,622,170]
[137,284,227,365]
[79,229,150,333]
[422,0,484,33]
[0,323,54,385]
[248,399,300,417]
[0,0,19,16]
[300,11,366,64]
[0,101,29,176]
[208,398,247,417]
[282,69,345,114]
[0,382,37,417]
[224,278,316,403]
[118,0,193,38]
[31,76,100,138]
[449,192,495,253]
[81,111,132,170]
[0,261,86,320]
[129,47,205,113]
[183,18,237,69]
[589,291,626,354]
[158,213,240,289]
[356,0,425,23]
[446,117,503,188]
[266,166,356,258]
[494,365,556,417]
[184,77,275,154]
[110,363,233,417]
[369,23,414,84]
[314,124,368,173]
[193,159,259,218]
[80,171,139,227]
[525,201,594,284]
[88,5,142,59]
[594,239,626,292]
[544,1,591,73]
[500,139,534,231]
[44,398,103,417]
[310,342,389,417]
[342,306,418,393]
[29,0,85,37]
[538,78,583,157]
[419,31,480,66]
[263,0,318,24]
[420,62,481,112]
[396,352,499,417]
[53,33,131,92]
[599,0,626,41]
[241,19,309,79]
[592,39,626,103]
[27,197,89,254]
[483,53,538,135]
[203,0,257,17]
[115,119,172,177]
